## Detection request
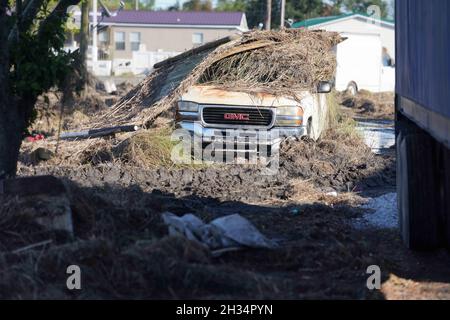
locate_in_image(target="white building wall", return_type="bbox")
[311,18,395,59]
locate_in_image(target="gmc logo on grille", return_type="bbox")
[223,113,250,121]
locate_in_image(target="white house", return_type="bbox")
[293,13,395,58]
[293,13,396,93]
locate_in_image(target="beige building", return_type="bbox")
[97,11,248,64]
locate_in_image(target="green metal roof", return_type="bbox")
[292,13,395,29]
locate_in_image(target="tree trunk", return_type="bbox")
[0,100,27,179]
[0,5,21,179]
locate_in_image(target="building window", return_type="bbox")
[192,33,203,45]
[130,32,141,51]
[115,31,125,50]
[99,31,109,46]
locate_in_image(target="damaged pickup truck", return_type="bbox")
[176,81,332,157]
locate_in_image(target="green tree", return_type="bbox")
[285,0,324,22]
[167,1,181,11]
[0,0,81,178]
[216,0,247,12]
[323,0,344,16]
[103,0,155,10]
[139,0,155,10]
[182,0,213,11]
[244,0,266,28]
[341,0,388,18]
[245,0,325,29]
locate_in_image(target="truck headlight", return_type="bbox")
[275,106,303,126]
[178,101,199,112]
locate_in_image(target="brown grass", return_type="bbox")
[289,178,366,206]
[200,30,341,96]
[113,128,176,169]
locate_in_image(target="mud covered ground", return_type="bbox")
[2,91,450,299]
[338,91,395,121]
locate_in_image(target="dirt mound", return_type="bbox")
[31,85,109,136]
[339,90,395,120]
[13,93,397,299]
[0,177,376,299]
[20,137,394,204]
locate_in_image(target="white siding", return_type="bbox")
[310,17,395,60]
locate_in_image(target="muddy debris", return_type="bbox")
[0,177,379,299]
[8,28,427,300]
[339,90,395,120]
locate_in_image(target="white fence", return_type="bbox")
[91,51,180,76]
[63,44,180,77]
[131,50,180,75]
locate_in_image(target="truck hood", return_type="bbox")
[180,85,308,107]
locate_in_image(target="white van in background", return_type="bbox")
[335,33,395,94]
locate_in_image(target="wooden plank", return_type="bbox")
[209,40,274,65]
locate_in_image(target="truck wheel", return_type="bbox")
[346,82,358,96]
[397,123,441,249]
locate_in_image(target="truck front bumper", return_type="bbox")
[176,121,306,154]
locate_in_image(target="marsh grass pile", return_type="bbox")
[200,30,342,96]
[96,29,342,128]
[112,128,177,169]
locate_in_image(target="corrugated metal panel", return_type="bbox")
[396,0,450,118]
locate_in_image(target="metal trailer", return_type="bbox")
[396,0,450,249]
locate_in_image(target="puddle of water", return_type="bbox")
[356,119,395,154]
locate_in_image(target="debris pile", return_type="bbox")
[199,30,341,94]
[162,212,277,254]
[339,90,395,120]
[0,176,380,299]
[96,29,342,128]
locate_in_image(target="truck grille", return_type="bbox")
[202,107,273,127]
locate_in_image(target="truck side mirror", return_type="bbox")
[317,81,332,93]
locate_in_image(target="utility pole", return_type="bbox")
[280,0,286,29]
[136,0,139,10]
[79,0,89,86]
[265,0,272,30]
[92,0,98,65]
